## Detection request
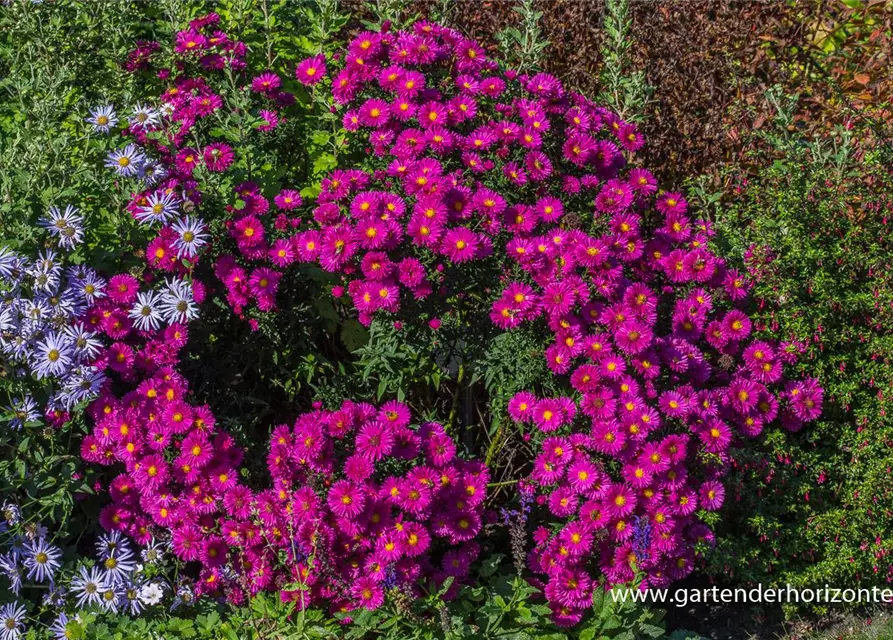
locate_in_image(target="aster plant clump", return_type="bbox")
[105,13,246,281]
[227,401,489,613]
[0,9,832,635]
[222,22,824,626]
[0,516,183,640]
[0,223,108,427]
[79,306,488,612]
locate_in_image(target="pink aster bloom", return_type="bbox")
[355,420,395,461]
[203,142,234,172]
[699,480,725,511]
[258,109,279,131]
[440,227,479,263]
[604,483,636,518]
[328,480,365,520]
[107,274,140,304]
[508,391,537,423]
[251,71,281,93]
[296,54,326,85]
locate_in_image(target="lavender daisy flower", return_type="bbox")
[73,270,107,304]
[5,396,39,430]
[170,584,194,611]
[71,565,107,608]
[0,335,30,362]
[41,288,82,319]
[105,144,145,177]
[129,103,160,128]
[129,290,164,332]
[0,602,26,640]
[0,248,25,281]
[139,160,167,186]
[23,537,62,583]
[64,323,103,361]
[64,264,91,281]
[49,613,73,640]
[118,575,145,615]
[171,216,209,259]
[0,553,22,595]
[141,538,164,564]
[29,249,62,292]
[42,584,68,608]
[32,331,74,379]
[86,105,118,133]
[96,531,128,559]
[99,582,123,613]
[29,256,62,294]
[158,278,198,324]
[100,547,136,584]
[136,191,179,225]
[58,366,105,409]
[40,205,85,249]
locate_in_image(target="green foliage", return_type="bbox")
[478,327,556,432]
[693,86,893,602]
[22,563,690,640]
[0,0,158,268]
[596,0,652,122]
[495,0,551,73]
[361,0,421,31]
[57,609,231,640]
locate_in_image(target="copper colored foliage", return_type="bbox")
[628,1,790,185]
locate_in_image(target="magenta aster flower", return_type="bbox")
[203,142,234,172]
[566,458,600,493]
[604,483,636,518]
[723,309,752,340]
[377,400,411,428]
[170,524,203,562]
[440,227,479,263]
[108,274,140,304]
[251,71,281,93]
[355,420,395,461]
[508,391,537,422]
[258,109,279,131]
[296,54,327,85]
[175,147,201,174]
[328,480,365,519]
[699,480,725,511]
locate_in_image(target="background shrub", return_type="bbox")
[697,89,893,600]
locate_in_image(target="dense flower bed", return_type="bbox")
[197,20,822,624]
[0,8,831,638]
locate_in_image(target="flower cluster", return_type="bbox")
[220,401,488,612]
[65,532,173,618]
[0,518,184,640]
[0,240,107,424]
[213,182,304,315]
[78,305,235,555]
[283,22,647,327]
[113,14,310,321]
[172,12,246,69]
[1,519,63,595]
[82,322,486,612]
[246,22,823,626]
